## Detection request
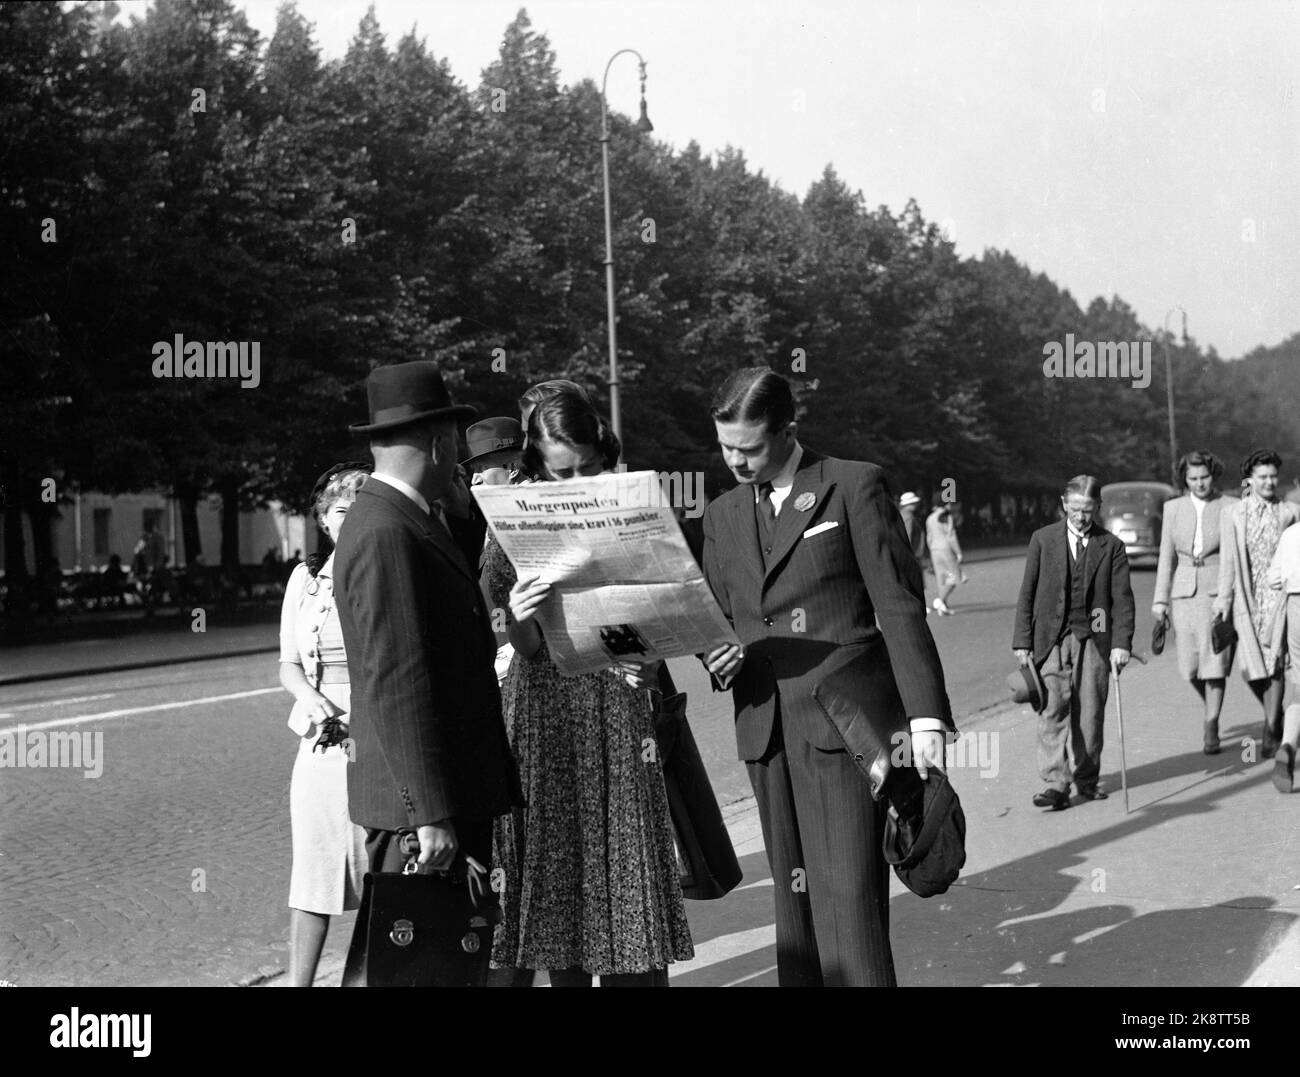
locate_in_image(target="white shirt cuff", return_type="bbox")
[909,717,946,733]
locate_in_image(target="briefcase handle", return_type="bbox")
[397,833,492,907]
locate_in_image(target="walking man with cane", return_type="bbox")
[1013,474,1134,810]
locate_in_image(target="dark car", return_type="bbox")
[1099,481,1178,565]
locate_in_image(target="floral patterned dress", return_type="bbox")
[484,537,694,976]
[1246,495,1286,671]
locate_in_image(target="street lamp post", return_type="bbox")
[599,49,653,454]
[1162,307,1187,486]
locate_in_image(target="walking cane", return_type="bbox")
[1112,667,1129,814]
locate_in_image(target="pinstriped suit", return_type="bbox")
[702,448,954,986]
[334,480,519,847]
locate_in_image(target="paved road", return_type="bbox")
[4,556,1299,986]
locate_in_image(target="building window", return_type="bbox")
[93,509,111,558]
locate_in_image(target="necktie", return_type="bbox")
[1073,534,1085,567]
[758,482,776,527]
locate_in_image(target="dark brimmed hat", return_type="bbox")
[1006,661,1048,713]
[310,460,372,508]
[350,361,476,435]
[463,417,524,467]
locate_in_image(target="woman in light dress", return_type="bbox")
[1213,450,1300,764]
[925,492,964,615]
[1151,451,1233,754]
[277,463,371,986]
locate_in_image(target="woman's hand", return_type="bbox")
[1151,601,1168,622]
[613,658,661,690]
[509,575,552,626]
[1267,565,1284,589]
[301,692,344,728]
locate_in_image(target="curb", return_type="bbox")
[0,645,280,688]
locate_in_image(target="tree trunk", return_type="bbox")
[218,476,241,570]
[28,499,57,616]
[176,484,202,565]
[3,499,30,619]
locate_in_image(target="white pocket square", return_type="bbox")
[802,521,839,539]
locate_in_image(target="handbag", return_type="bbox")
[1151,612,1169,656]
[1211,613,1237,655]
[342,838,501,987]
[651,666,743,900]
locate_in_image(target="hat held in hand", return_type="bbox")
[1006,660,1048,713]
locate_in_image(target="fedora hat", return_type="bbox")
[349,361,476,435]
[899,491,922,508]
[463,417,524,467]
[1006,661,1048,713]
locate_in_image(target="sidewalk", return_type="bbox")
[261,643,1300,987]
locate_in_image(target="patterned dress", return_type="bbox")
[484,537,694,976]
[1246,495,1286,672]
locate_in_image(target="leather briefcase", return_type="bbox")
[652,667,743,900]
[342,850,501,988]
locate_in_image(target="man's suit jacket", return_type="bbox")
[1012,520,1135,667]
[1153,494,1226,605]
[702,449,953,763]
[334,480,518,831]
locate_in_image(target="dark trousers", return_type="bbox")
[747,717,896,987]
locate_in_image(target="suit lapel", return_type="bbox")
[764,453,833,583]
[1049,520,1068,587]
[728,487,765,588]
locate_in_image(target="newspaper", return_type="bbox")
[471,471,739,675]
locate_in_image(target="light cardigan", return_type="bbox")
[1269,520,1300,593]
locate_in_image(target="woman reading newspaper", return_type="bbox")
[484,389,694,987]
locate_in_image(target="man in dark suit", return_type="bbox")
[1013,474,1134,810]
[334,361,518,879]
[701,368,954,987]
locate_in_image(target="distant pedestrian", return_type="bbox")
[1266,526,1300,791]
[1214,450,1299,760]
[1013,474,1134,810]
[277,462,371,986]
[1151,451,1233,754]
[926,492,964,615]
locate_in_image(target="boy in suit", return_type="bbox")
[701,368,954,986]
[1013,474,1134,809]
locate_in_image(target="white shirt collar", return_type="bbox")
[369,472,431,516]
[1067,522,1090,543]
[756,441,804,500]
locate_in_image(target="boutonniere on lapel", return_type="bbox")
[793,492,816,512]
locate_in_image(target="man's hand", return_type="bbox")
[704,643,744,681]
[1110,648,1130,674]
[417,820,458,870]
[1013,648,1032,667]
[912,730,946,781]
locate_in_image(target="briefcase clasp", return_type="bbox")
[389,919,415,947]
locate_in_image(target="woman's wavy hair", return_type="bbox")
[306,465,370,577]
[1177,450,1223,488]
[1240,448,1282,481]
[521,392,620,481]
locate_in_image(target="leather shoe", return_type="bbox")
[1032,788,1070,810]
[1203,719,1221,755]
[1077,786,1108,800]
[1273,745,1295,794]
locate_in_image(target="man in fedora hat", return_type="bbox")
[463,417,524,487]
[334,361,519,895]
[1013,473,1133,810]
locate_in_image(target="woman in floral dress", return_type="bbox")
[486,391,693,987]
[1215,450,1300,758]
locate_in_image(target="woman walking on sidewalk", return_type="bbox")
[1214,450,1299,761]
[1152,451,1233,754]
[1265,522,1300,790]
[926,492,964,615]
[277,463,371,986]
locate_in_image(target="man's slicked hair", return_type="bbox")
[710,367,796,432]
[1063,474,1103,502]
